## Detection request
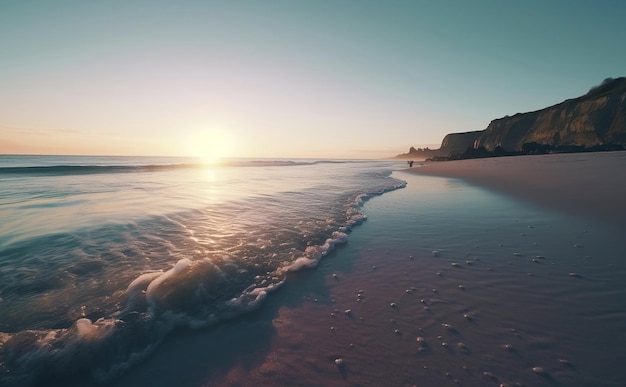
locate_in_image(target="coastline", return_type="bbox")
[109,165,626,386]
[407,151,626,229]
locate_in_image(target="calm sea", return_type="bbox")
[0,154,406,386]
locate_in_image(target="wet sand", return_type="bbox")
[109,156,626,387]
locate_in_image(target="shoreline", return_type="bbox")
[407,151,626,229]
[108,167,626,386]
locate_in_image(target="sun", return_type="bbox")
[185,129,236,165]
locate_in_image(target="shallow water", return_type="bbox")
[0,155,406,386]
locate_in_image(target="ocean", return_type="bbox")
[0,155,406,386]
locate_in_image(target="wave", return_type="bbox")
[0,171,406,386]
[0,159,358,177]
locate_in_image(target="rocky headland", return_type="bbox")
[396,77,626,161]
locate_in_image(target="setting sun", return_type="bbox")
[185,129,237,165]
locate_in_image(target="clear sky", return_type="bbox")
[1,1,625,159]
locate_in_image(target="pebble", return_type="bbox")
[532,366,547,375]
[501,344,513,351]
[442,323,454,330]
[436,272,442,276]
[441,342,449,348]
[451,262,460,267]
[394,329,401,335]
[344,309,351,315]
[390,302,397,308]
[463,314,472,320]
[432,250,440,257]
[569,272,582,278]
[416,336,425,343]
[335,358,344,366]
[458,285,466,290]
[332,273,338,279]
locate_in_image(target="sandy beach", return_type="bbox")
[409,152,626,229]
[108,153,626,387]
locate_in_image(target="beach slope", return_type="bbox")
[409,152,626,229]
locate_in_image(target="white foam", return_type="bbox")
[281,232,348,273]
[76,318,99,338]
[146,258,192,300]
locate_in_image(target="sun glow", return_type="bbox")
[185,129,237,165]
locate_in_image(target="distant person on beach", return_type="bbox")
[407,160,414,167]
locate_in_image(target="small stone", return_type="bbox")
[390,302,397,308]
[335,358,344,366]
[458,285,466,290]
[532,366,547,375]
[344,309,352,315]
[394,329,401,335]
[451,262,460,267]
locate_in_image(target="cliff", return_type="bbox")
[397,77,626,160]
[476,77,626,151]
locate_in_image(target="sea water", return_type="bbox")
[0,155,406,386]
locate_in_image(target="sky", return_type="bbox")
[1,0,625,159]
